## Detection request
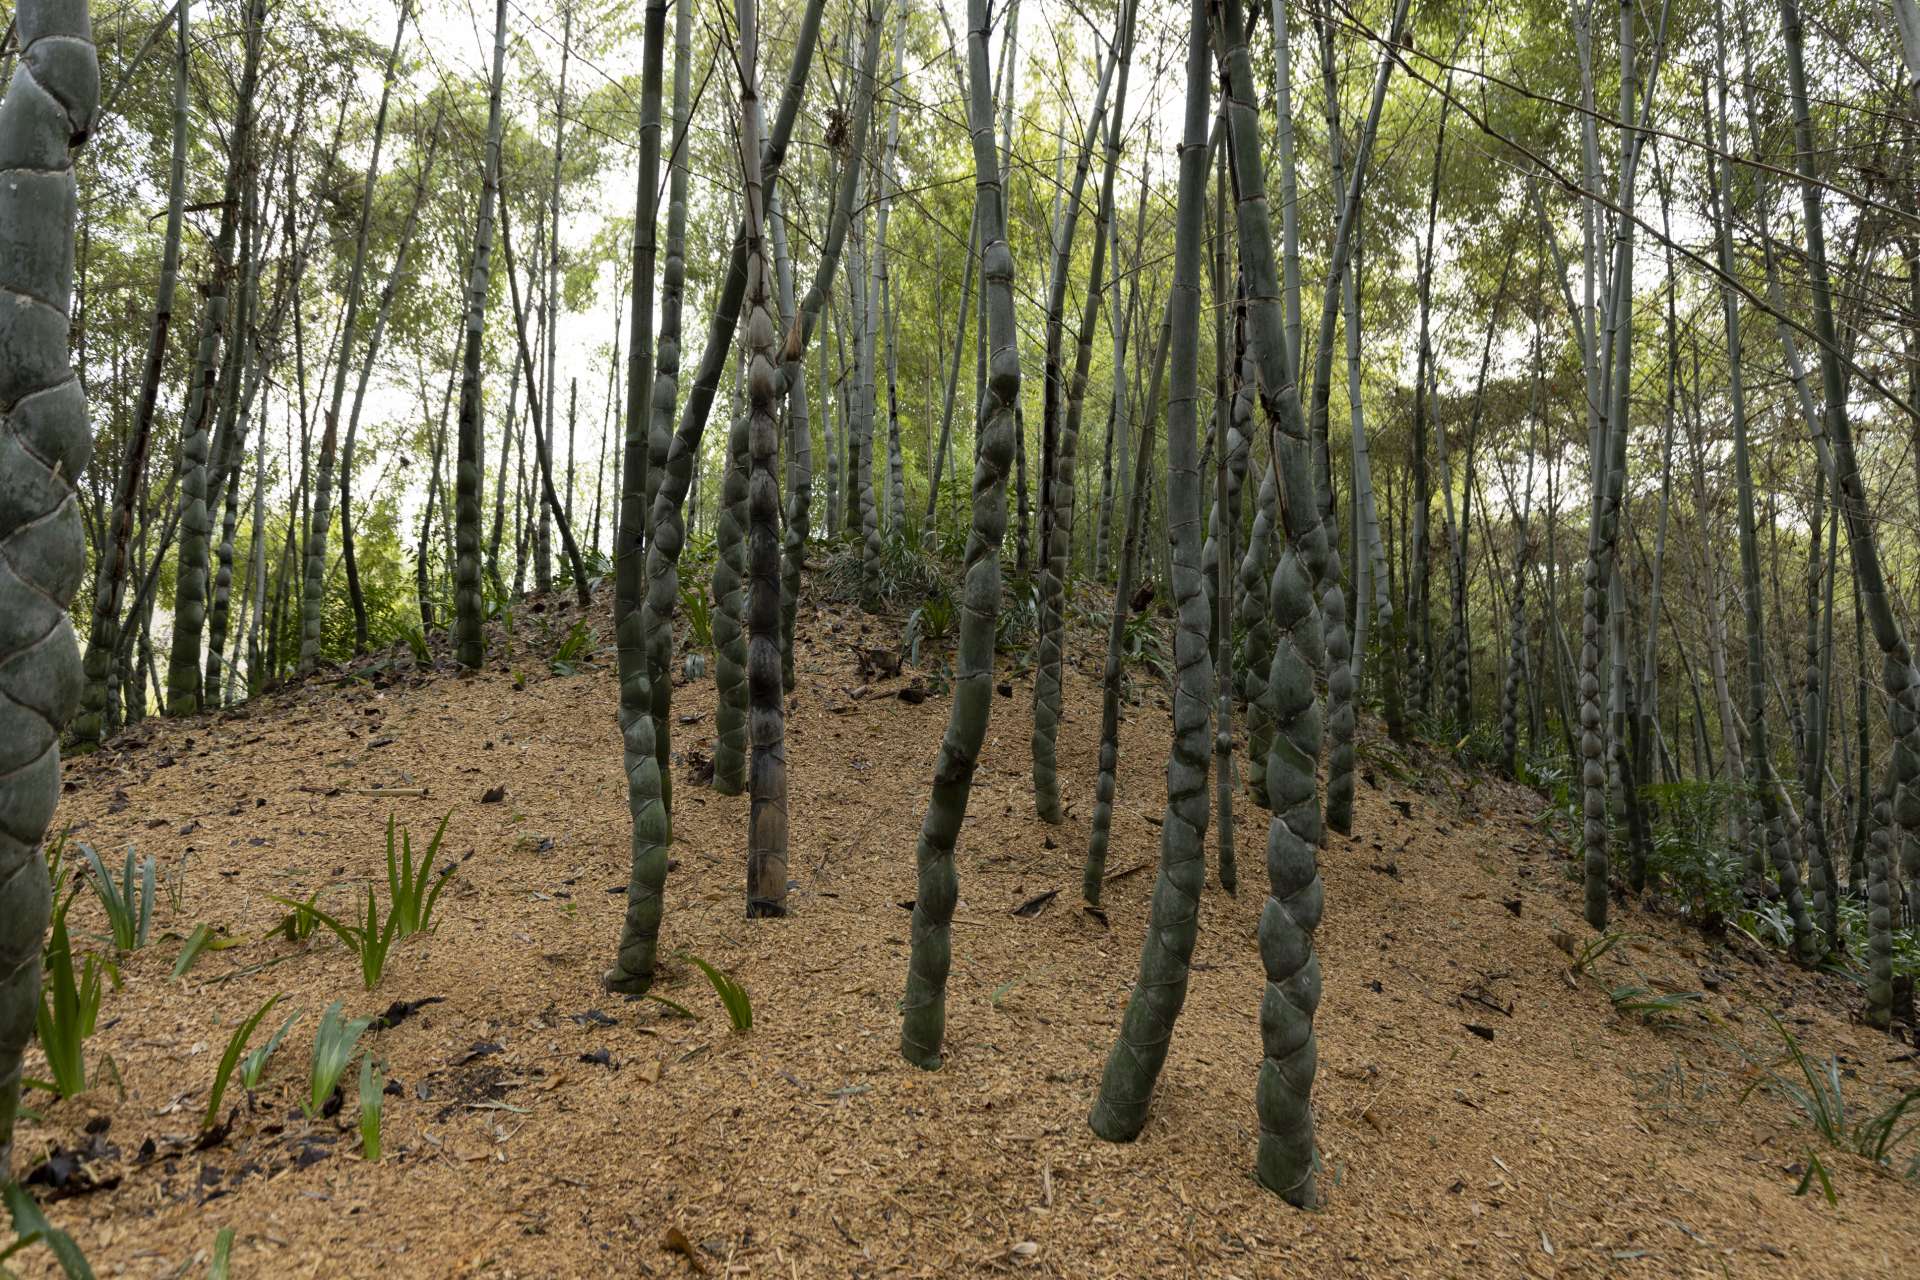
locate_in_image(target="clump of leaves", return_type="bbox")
[204,994,284,1129]
[903,595,955,667]
[358,1055,385,1161]
[1119,608,1173,685]
[993,576,1041,658]
[275,888,399,990]
[1638,779,1747,923]
[305,1001,374,1118]
[679,952,751,1032]
[677,577,715,651]
[385,812,455,938]
[549,619,596,675]
[30,890,117,1100]
[1553,927,1631,981]
[1608,985,1711,1027]
[272,888,324,943]
[1740,1010,1920,1195]
[399,624,431,665]
[78,842,155,952]
[821,533,953,609]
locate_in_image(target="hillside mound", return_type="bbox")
[26,583,1920,1277]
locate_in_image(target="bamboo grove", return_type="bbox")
[3,0,1919,1207]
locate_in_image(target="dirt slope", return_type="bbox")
[23,585,1920,1277]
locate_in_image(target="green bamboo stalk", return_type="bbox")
[455,0,510,670]
[1087,0,1213,1140]
[899,0,1021,1070]
[0,0,97,1179]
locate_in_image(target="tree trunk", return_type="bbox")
[611,0,836,990]
[1032,41,1120,824]
[455,0,509,670]
[75,0,187,746]
[1088,0,1215,1143]
[0,0,96,1179]
[1084,314,1168,903]
[305,0,408,672]
[899,0,1018,1071]
[168,0,267,709]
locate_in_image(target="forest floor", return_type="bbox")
[24,576,1920,1278]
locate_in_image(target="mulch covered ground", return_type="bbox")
[21,581,1920,1277]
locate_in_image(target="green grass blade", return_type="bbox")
[4,1184,94,1279]
[240,1008,303,1089]
[204,994,283,1129]
[680,952,751,1032]
[358,1056,384,1161]
[207,1227,234,1280]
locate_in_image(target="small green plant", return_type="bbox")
[678,577,714,651]
[1794,1151,1837,1205]
[1120,609,1173,684]
[204,993,284,1129]
[163,849,191,914]
[549,619,596,675]
[400,624,431,665]
[640,992,698,1020]
[305,1000,373,1118]
[30,891,116,1100]
[240,1007,302,1090]
[172,922,241,979]
[277,889,401,990]
[78,841,155,952]
[1740,1011,1920,1191]
[385,811,455,937]
[3,1182,93,1279]
[1608,984,1709,1026]
[273,888,324,942]
[358,1055,385,1161]
[1566,928,1630,979]
[680,952,751,1032]
[903,595,955,666]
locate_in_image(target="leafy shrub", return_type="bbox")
[677,577,714,651]
[820,532,954,609]
[903,595,955,667]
